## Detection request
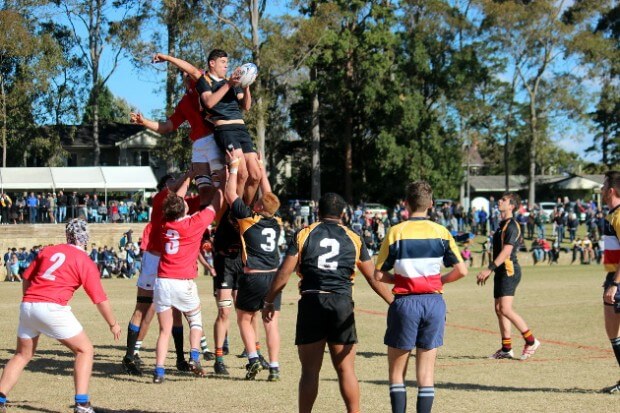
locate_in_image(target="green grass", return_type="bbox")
[0,263,618,412]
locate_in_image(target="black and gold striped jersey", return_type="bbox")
[231,198,282,270]
[286,220,370,296]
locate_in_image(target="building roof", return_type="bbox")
[41,123,151,148]
[468,174,602,192]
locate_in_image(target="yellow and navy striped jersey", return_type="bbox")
[286,220,370,296]
[231,198,281,270]
[492,218,520,276]
[375,217,462,295]
[604,205,620,273]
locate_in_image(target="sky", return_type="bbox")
[98,2,599,164]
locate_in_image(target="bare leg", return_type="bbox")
[298,340,326,413]
[0,336,39,395]
[155,309,173,367]
[263,310,280,364]
[328,343,360,413]
[59,331,94,395]
[242,152,262,205]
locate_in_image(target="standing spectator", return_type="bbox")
[567,213,579,243]
[0,192,12,225]
[118,201,129,223]
[37,194,46,223]
[110,201,120,223]
[57,190,67,223]
[526,213,535,240]
[554,211,565,244]
[26,192,37,224]
[478,207,488,236]
[89,194,100,223]
[97,201,108,223]
[3,248,11,281]
[67,191,78,220]
[48,193,57,224]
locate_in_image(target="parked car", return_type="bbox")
[538,202,556,223]
[363,202,388,217]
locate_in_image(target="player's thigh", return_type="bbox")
[603,305,620,339]
[59,330,93,355]
[19,302,84,341]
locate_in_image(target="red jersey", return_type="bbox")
[169,91,214,142]
[22,244,107,306]
[140,222,152,251]
[147,189,169,254]
[158,207,216,279]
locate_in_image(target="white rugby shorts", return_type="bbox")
[18,302,83,340]
[154,278,200,313]
[192,134,224,170]
[136,251,159,291]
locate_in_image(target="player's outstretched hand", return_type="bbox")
[225,148,240,168]
[152,53,167,63]
[476,269,491,286]
[129,112,143,125]
[604,285,617,305]
[228,67,241,87]
[110,322,122,341]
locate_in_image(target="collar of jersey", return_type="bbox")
[407,217,427,221]
[609,204,620,214]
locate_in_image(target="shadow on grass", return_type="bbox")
[357,351,386,359]
[354,378,595,394]
[6,402,59,412]
[96,408,165,413]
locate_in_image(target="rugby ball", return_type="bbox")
[237,63,258,88]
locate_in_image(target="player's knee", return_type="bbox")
[185,309,203,331]
[247,164,261,184]
[211,169,226,188]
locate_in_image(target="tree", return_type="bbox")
[54,0,146,165]
[479,0,590,206]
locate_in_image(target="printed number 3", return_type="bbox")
[41,252,66,281]
[318,238,340,270]
[165,229,180,254]
[261,228,276,252]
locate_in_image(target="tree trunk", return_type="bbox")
[344,49,354,203]
[310,67,321,203]
[1,74,6,168]
[528,99,537,206]
[165,3,178,173]
[249,0,265,158]
[92,92,100,166]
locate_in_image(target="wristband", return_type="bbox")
[487,263,497,271]
[229,168,238,174]
[611,281,620,287]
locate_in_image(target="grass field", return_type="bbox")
[0,263,618,412]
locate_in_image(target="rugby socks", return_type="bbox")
[416,387,434,413]
[190,348,200,363]
[248,351,259,364]
[215,347,225,363]
[521,330,536,346]
[172,326,184,361]
[125,323,140,359]
[501,337,512,352]
[611,337,620,367]
[155,365,165,377]
[200,335,209,353]
[256,341,262,355]
[0,392,6,406]
[75,394,89,407]
[389,383,406,413]
[134,340,143,356]
[269,361,280,368]
[223,335,230,352]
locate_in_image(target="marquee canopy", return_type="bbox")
[0,167,157,192]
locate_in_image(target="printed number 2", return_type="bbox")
[317,238,340,270]
[41,252,66,281]
[261,228,276,252]
[165,229,180,254]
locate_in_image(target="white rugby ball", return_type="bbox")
[237,63,258,88]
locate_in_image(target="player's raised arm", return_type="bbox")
[130,111,174,134]
[224,150,240,206]
[152,52,203,81]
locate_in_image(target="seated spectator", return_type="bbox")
[461,244,473,267]
[571,238,583,264]
[581,235,594,264]
[531,237,544,265]
[549,238,560,265]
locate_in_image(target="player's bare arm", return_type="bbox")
[202,70,242,111]
[359,260,393,304]
[238,85,251,111]
[441,262,468,285]
[152,53,203,81]
[476,244,513,286]
[262,254,297,322]
[96,300,122,341]
[130,112,174,134]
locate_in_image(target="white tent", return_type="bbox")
[0,166,157,192]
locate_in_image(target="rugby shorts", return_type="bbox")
[154,278,200,313]
[235,271,281,312]
[213,252,242,291]
[493,268,522,299]
[384,294,446,351]
[214,124,256,154]
[295,293,357,346]
[192,134,225,170]
[603,272,620,313]
[18,302,83,340]
[136,251,159,291]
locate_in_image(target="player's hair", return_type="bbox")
[406,181,433,212]
[604,171,620,196]
[502,192,521,210]
[319,193,346,219]
[157,174,174,191]
[208,49,228,63]
[66,218,89,246]
[261,192,280,217]
[162,193,185,221]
